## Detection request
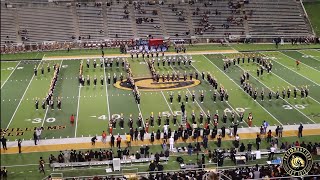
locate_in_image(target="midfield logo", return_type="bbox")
[283,147,313,176]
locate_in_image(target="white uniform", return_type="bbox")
[169,137,174,151]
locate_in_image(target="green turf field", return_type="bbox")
[1,135,320,179]
[1,48,320,141]
[304,1,320,36]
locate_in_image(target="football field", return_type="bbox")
[1,49,320,141]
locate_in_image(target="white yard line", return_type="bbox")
[6,61,43,129]
[169,66,207,117]
[269,69,320,105]
[280,52,320,73]
[103,61,111,120]
[202,55,283,125]
[41,60,64,127]
[298,50,320,62]
[1,61,20,89]
[74,85,82,138]
[236,64,316,124]
[264,53,320,87]
[191,63,249,126]
[41,107,49,127]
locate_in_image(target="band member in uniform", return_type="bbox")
[213,91,217,103]
[86,75,90,86]
[206,110,211,124]
[120,73,124,82]
[257,68,260,77]
[100,75,104,85]
[239,112,244,122]
[166,114,170,125]
[120,113,124,129]
[50,98,54,110]
[94,75,97,86]
[57,97,61,110]
[145,120,149,133]
[34,65,38,76]
[195,72,198,80]
[86,59,90,68]
[93,59,97,68]
[150,112,154,127]
[178,92,181,103]
[169,92,173,104]
[47,63,50,72]
[173,113,177,126]
[200,91,204,103]
[268,91,272,101]
[41,98,46,109]
[199,111,204,125]
[129,114,133,129]
[157,112,162,126]
[287,87,291,98]
[305,86,309,98]
[35,98,39,110]
[202,72,205,80]
[261,88,264,101]
[41,65,44,75]
[185,94,188,103]
[276,89,280,100]
[225,90,229,102]
[282,88,286,99]
[107,73,111,84]
[192,91,195,103]
[301,86,305,98]
[294,87,297,99]
[113,73,117,84]
[248,113,253,128]
[137,113,142,128]
[222,112,227,123]
[253,89,257,101]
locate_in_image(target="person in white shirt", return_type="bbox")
[269,145,276,160]
[163,124,168,135]
[169,136,174,151]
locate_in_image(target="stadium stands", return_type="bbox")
[0,0,314,46]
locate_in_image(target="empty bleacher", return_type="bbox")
[16,5,75,43]
[244,0,310,38]
[76,5,105,40]
[1,7,17,46]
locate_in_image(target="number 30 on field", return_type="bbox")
[282,104,306,110]
[31,117,56,123]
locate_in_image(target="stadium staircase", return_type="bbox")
[129,3,138,39]
[71,4,80,40]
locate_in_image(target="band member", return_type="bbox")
[169,93,173,104]
[41,66,44,75]
[268,91,272,101]
[248,113,253,128]
[93,59,97,68]
[41,98,46,109]
[150,112,154,127]
[49,98,54,110]
[178,92,181,103]
[34,65,38,76]
[173,113,177,126]
[94,75,97,86]
[47,63,50,72]
[185,94,189,103]
[35,98,39,110]
[200,91,204,103]
[287,87,291,98]
[157,112,162,126]
[192,91,195,103]
[57,97,61,110]
[199,111,204,125]
[86,75,90,86]
[100,75,104,85]
[120,113,124,129]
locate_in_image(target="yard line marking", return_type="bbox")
[169,66,207,116]
[264,53,320,86]
[103,63,111,120]
[6,61,42,129]
[237,64,316,124]
[298,50,320,62]
[161,91,174,115]
[280,52,320,73]
[41,107,49,127]
[269,69,320,105]
[191,63,247,126]
[74,85,82,137]
[202,55,283,125]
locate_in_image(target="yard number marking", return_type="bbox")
[282,104,306,110]
[30,117,56,124]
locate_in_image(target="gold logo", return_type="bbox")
[283,147,313,176]
[114,77,200,91]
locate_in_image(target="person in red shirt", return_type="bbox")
[102,131,107,144]
[70,114,75,125]
[116,135,122,148]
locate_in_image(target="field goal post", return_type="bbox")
[122,168,139,178]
